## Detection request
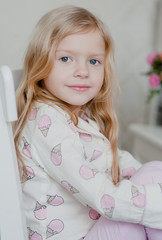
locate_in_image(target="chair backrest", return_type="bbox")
[0,66,27,240]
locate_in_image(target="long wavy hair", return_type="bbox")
[14,5,120,184]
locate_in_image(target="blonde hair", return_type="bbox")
[14,5,120,184]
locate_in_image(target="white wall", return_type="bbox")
[0,0,161,150]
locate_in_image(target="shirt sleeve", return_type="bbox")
[28,105,162,229]
[118,149,142,179]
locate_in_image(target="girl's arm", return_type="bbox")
[26,105,162,229]
[118,149,142,178]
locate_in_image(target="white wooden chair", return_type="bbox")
[0,66,27,240]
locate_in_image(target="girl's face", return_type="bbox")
[44,29,105,114]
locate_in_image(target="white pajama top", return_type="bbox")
[18,101,162,240]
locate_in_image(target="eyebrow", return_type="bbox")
[56,49,105,57]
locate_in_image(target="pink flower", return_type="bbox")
[147,52,159,65]
[159,52,162,61]
[149,73,160,88]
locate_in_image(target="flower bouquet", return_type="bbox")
[145,52,162,102]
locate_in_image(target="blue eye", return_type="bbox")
[60,57,70,62]
[89,59,99,65]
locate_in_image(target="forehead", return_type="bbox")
[56,30,105,55]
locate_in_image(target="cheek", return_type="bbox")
[94,71,104,89]
[44,76,52,91]
[44,67,58,90]
[98,80,104,92]
[44,76,57,94]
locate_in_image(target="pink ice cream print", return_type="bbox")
[51,144,62,166]
[68,119,77,132]
[28,108,38,120]
[91,150,102,161]
[101,194,115,218]
[33,201,47,220]
[61,180,79,194]
[80,113,89,122]
[131,185,146,208]
[46,219,64,238]
[79,165,98,180]
[22,166,35,182]
[79,132,92,142]
[122,167,136,179]
[28,227,43,240]
[47,194,64,206]
[89,208,100,220]
[38,114,51,137]
[22,136,32,158]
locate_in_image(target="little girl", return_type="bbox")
[14,5,162,240]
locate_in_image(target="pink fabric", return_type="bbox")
[131,161,162,240]
[130,161,162,184]
[84,161,162,240]
[84,217,147,240]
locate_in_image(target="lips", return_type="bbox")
[67,85,90,92]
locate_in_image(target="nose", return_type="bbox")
[73,61,89,78]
